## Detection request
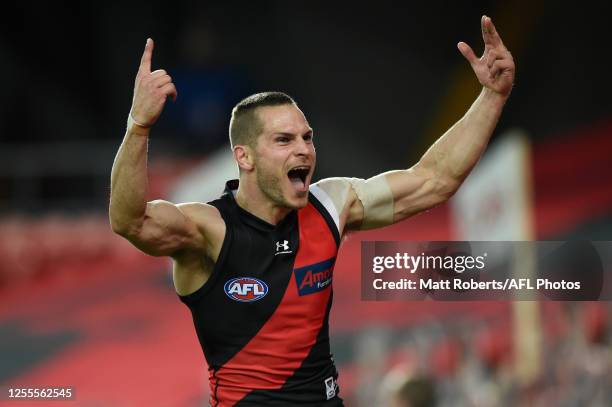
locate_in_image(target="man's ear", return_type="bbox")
[234,145,255,171]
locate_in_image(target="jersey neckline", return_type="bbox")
[223,179,298,232]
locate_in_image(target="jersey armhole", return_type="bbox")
[178,210,231,306]
[309,184,341,246]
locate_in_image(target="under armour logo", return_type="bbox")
[275,240,291,255]
[276,240,289,251]
[324,376,337,400]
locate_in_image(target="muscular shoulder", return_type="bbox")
[169,202,225,295]
[175,202,226,258]
[314,174,395,231]
[176,201,220,221]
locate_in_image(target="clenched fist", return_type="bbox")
[129,38,178,128]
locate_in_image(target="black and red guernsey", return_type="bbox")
[179,180,344,406]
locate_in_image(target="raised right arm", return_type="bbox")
[109,123,205,257]
[109,38,203,257]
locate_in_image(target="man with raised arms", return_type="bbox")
[109,15,514,407]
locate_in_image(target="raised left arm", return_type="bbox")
[341,15,515,230]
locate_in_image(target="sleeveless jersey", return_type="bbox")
[179,180,344,406]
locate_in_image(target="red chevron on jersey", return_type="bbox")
[212,201,337,406]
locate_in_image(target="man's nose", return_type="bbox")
[294,138,312,157]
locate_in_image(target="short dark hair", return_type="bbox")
[229,91,296,148]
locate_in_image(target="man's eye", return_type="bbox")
[303,134,313,142]
[277,137,289,143]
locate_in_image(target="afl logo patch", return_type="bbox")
[224,277,269,302]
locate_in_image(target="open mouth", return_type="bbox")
[287,166,310,192]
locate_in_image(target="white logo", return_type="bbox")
[275,240,291,255]
[324,376,336,400]
[223,278,269,302]
[227,283,265,296]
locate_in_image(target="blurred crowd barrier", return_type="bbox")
[0,215,151,288]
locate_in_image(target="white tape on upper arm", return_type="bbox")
[348,174,394,229]
[313,175,395,231]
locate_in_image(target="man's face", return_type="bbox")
[252,104,316,209]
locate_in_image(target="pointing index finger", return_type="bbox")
[139,38,154,74]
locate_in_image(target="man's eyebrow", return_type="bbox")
[274,130,313,137]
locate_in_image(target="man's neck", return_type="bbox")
[235,181,292,226]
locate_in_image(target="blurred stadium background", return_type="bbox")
[1,1,611,406]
